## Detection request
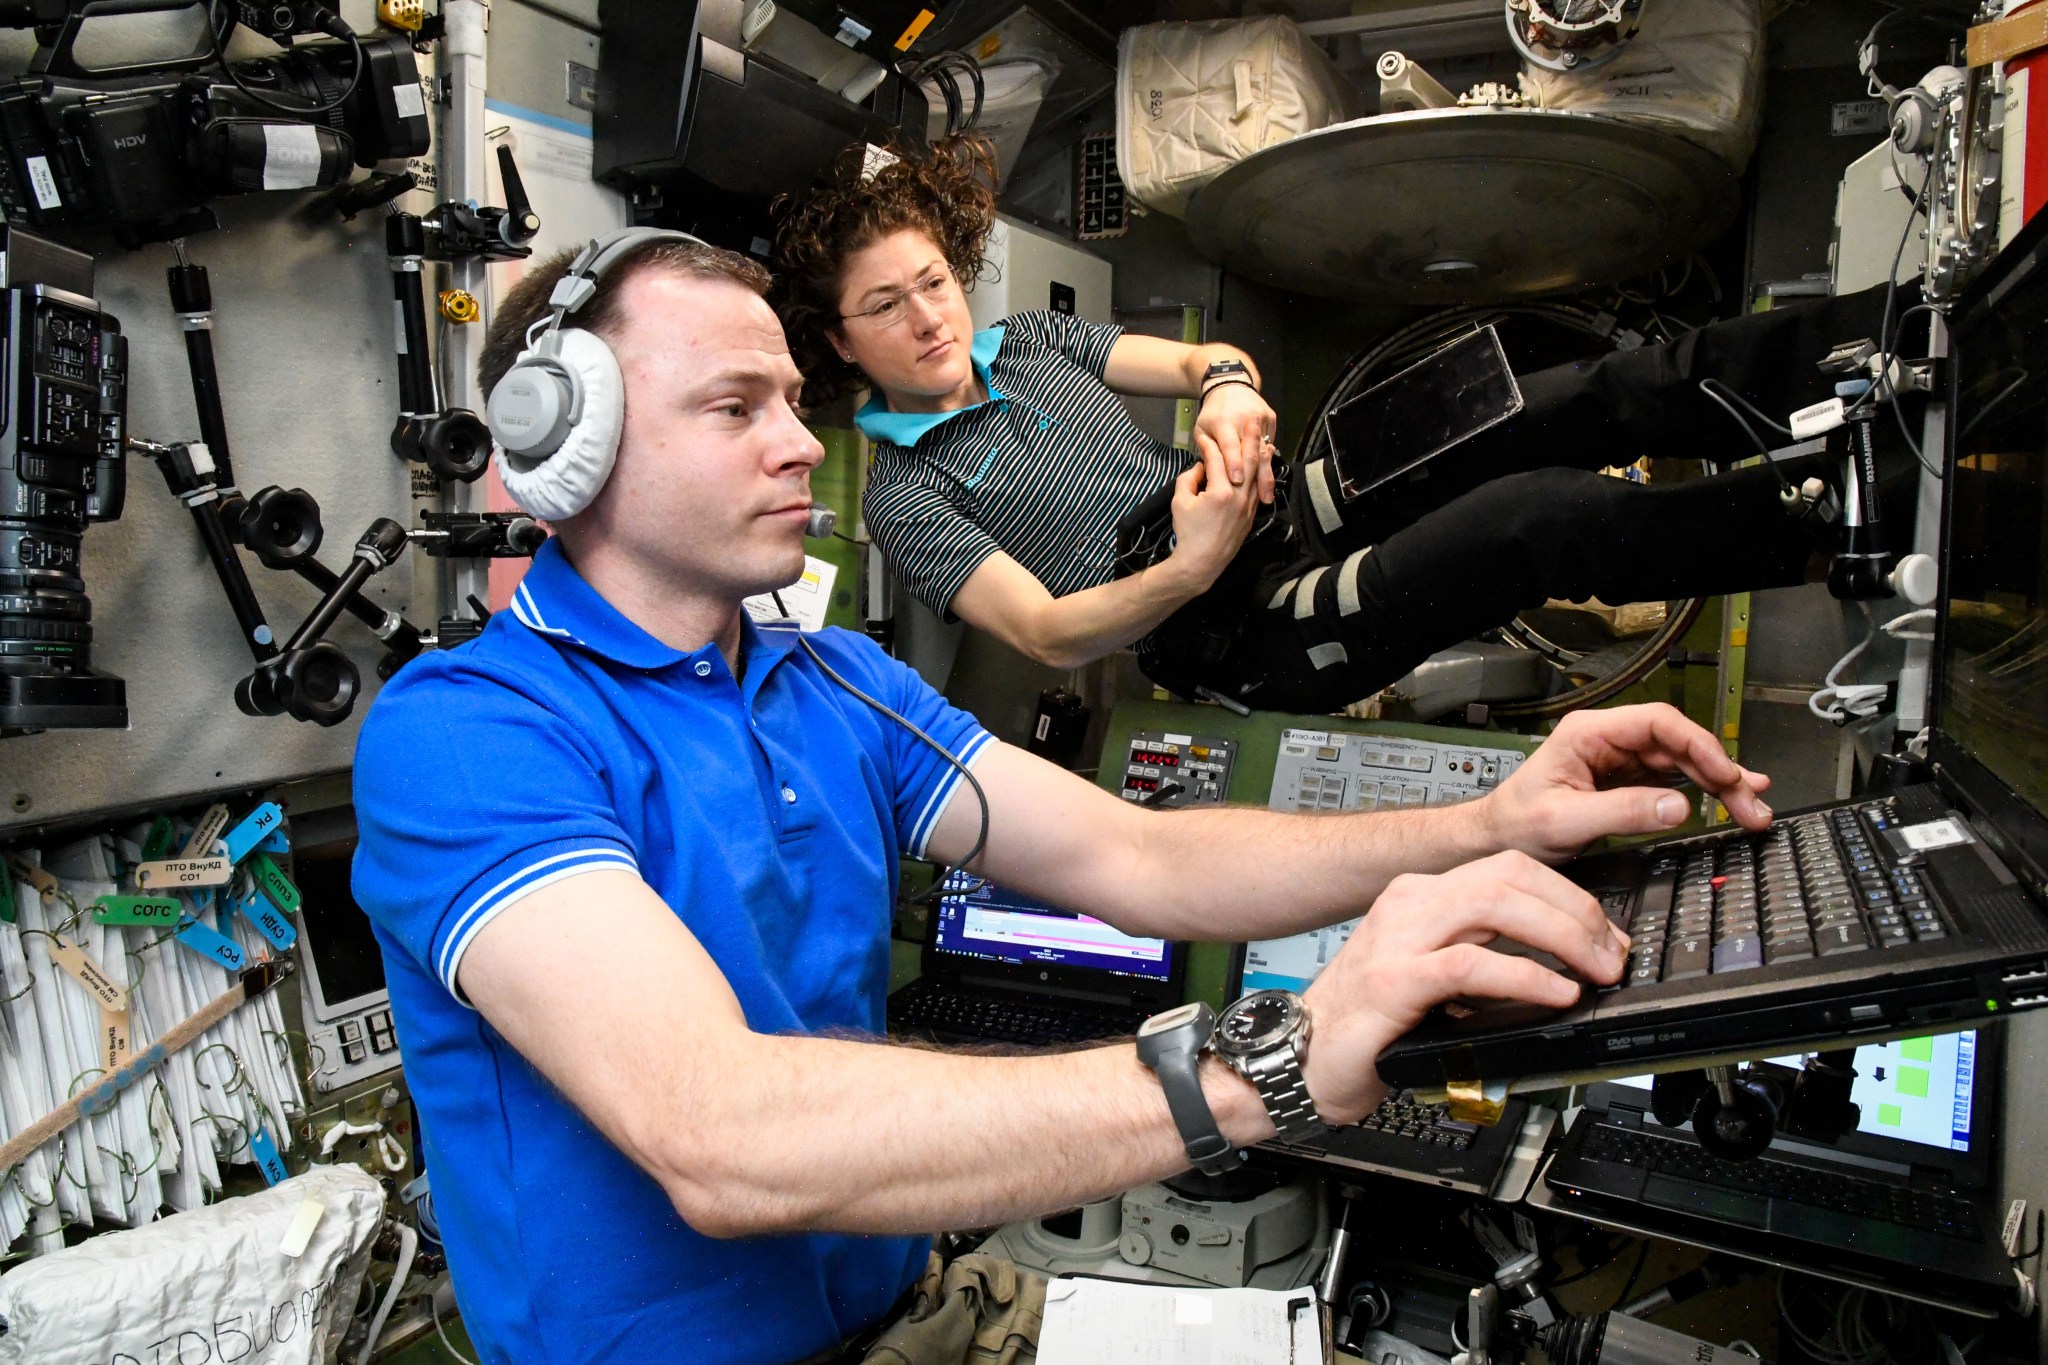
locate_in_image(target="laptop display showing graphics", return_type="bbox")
[1543,1029,2012,1304]
[1377,208,2048,1096]
[886,873,1185,1047]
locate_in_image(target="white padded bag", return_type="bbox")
[0,1165,384,1365]
[1117,16,1360,219]
[1518,0,1766,172]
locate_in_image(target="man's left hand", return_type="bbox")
[1480,702,1773,863]
[1192,382,1278,505]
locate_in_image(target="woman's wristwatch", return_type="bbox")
[1198,358,1257,408]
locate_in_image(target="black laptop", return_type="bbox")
[1542,1027,2014,1303]
[1378,208,2048,1094]
[886,872,1187,1046]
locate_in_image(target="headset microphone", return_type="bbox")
[805,506,837,540]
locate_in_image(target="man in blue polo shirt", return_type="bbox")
[350,233,1780,1365]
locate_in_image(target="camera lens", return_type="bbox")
[0,289,126,733]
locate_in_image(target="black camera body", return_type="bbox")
[0,34,429,241]
[0,242,128,732]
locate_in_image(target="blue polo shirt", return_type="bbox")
[350,537,991,1365]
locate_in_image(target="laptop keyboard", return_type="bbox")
[1619,802,1950,988]
[1576,1124,1980,1238]
[886,978,1144,1046]
[1354,1092,1477,1150]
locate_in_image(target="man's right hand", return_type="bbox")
[1161,447,1260,593]
[1296,850,1629,1126]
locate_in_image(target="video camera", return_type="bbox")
[0,2,430,243]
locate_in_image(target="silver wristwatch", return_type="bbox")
[1210,990,1325,1143]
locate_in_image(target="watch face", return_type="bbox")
[1217,990,1302,1054]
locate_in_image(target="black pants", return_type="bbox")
[1136,285,1914,714]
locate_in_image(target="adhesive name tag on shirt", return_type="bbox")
[1901,818,1973,852]
[92,894,185,926]
[221,802,285,864]
[234,887,298,951]
[135,856,233,890]
[250,853,301,913]
[249,1126,289,1186]
[174,917,246,971]
[48,937,128,1011]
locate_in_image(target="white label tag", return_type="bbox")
[260,123,324,191]
[1790,397,1848,440]
[181,802,232,858]
[393,80,427,119]
[1901,818,1972,851]
[135,855,233,889]
[49,937,128,1012]
[278,1197,326,1257]
[24,154,60,210]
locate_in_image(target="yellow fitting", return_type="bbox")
[378,0,425,32]
[438,289,480,325]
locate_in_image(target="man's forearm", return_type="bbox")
[1110,798,1502,942]
[657,1033,1269,1238]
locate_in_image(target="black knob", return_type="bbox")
[504,516,546,556]
[237,486,324,569]
[274,642,360,726]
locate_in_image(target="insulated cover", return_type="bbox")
[0,1165,384,1365]
[1116,16,1359,220]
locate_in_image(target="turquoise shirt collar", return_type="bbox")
[853,325,1007,447]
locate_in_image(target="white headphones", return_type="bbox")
[485,227,707,521]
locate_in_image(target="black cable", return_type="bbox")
[1609,1240,1652,1314]
[832,530,872,548]
[1698,381,1800,498]
[209,0,366,118]
[1699,376,1794,437]
[773,593,991,903]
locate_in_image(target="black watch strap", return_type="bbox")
[1136,1003,1243,1177]
[1201,358,1252,387]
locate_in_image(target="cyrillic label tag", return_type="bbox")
[135,856,233,890]
[251,853,301,913]
[222,803,285,865]
[180,804,233,859]
[92,894,185,926]
[255,826,291,855]
[174,918,245,971]
[101,1006,131,1072]
[48,937,128,1011]
[6,854,56,896]
[250,1126,289,1186]
[234,887,298,951]
[141,814,178,860]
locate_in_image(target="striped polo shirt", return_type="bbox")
[857,309,1189,619]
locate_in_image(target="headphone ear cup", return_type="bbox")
[492,329,625,521]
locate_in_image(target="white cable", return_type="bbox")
[1881,608,1936,641]
[356,1220,416,1365]
[1811,604,1887,725]
[432,1281,480,1365]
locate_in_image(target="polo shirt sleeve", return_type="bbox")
[861,470,1004,621]
[350,658,639,1005]
[828,635,994,859]
[1005,308,1122,380]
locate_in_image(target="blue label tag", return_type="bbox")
[233,887,297,951]
[221,803,285,865]
[254,826,290,855]
[249,1126,288,1185]
[174,917,245,971]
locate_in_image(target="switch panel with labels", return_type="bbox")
[1120,731,1236,808]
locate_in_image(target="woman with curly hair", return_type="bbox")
[774,135,1900,714]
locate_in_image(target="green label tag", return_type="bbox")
[92,895,185,926]
[141,814,178,861]
[0,863,13,924]
[251,853,300,914]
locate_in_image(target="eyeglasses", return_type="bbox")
[840,269,954,329]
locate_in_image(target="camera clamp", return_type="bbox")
[386,143,540,483]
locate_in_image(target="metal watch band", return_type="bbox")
[1241,1047,1325,1143]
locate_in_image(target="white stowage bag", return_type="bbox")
[1518,0,1767,172]
[0,1165,384,1365]
[1117,15,1360,219]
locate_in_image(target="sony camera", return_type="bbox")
[0,32,430,242]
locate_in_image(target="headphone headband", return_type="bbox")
[541,227,710,336]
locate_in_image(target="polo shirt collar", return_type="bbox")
[508,537,804,680]
[853,324,1007,448]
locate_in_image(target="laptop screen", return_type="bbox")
[1612,1030,1977,1154]
[1941,266,2048,817]
[932,872,1175,983]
